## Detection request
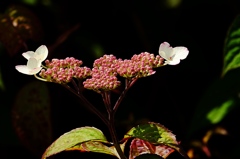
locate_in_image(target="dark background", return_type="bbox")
[1,0,240,159]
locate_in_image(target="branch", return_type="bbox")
[62,84,109,126]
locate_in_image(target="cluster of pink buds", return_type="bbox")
[39,57,91,84]
[116,52,164,78]
[116,59,154,78]
[83,53,165,92]
[83,55,120,92]
[131,52,164,68]
[45,57,83,68]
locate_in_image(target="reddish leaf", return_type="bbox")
[0,14,23,56]
[129,138,175,159]
[124,122,190,159]
[66,141,126,159]
[0,5,43,56]
[12,81,52,156]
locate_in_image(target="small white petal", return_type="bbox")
[22,51,35,60]
[15,65,42,75]
[35,45,48,61]
[172,47,189,60]
[28,67,42,75]
[27,58,39,69]
[159,42,174,60]
[168,59,181,65]
[15,65,30,74]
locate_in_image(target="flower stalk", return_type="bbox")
[108,112,127,159]
[62,84,110,126]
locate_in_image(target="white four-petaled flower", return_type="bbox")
[159,42,189,65]
[15,45,48,75]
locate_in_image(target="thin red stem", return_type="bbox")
[62,84,109,126]
[113,78,138,115]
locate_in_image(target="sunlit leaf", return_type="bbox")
[124,122,189,159]
[124,122,178,146]
[129,138,175,159]
[187,69,240,136]
[207,99,234,124]
[222,14,240,76]
[42,127,108,159]
[12,81,52,156]
[0,5,43,56]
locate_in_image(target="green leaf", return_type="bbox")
[12,81,52,156]
[187,68,240,136]
[124,122,178,146]
[124,122,189,159]
[42,127,108,159]
[66,140,127,159]
[206,98,234,124]
[222,14,240,76]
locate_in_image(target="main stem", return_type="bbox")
[103,91,127,159]
[64,79,137,159]
[108,112,127,159]
[107,78,138,159]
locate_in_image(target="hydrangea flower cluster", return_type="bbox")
[15,42,189,90]
[39,57,92,84]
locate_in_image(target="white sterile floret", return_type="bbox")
[15,45,48,75]
[159,42,189,65]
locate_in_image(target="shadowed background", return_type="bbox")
[0,0,240,159]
